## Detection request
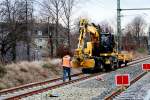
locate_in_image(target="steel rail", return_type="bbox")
[104,72,147,100]
[0,73,82,95]
[1,56,150,100]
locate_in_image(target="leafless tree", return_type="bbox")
[131,16,146,45]
[125,16,146,47]
[61,0,77,48]
[41,0,65,50]
[124,16,147,49]
[0,0,34,63]
[0,0,18,63]
[99,21,114,33]
[24,0,34,61]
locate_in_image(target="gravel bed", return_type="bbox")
[22,60,150,100]
[114,72,150,100]
[0,74,88,100]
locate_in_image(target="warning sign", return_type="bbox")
[115,74,130,86]
[142,64,150,71]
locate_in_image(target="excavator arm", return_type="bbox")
[78,19,99,50]
[71,19,100,68]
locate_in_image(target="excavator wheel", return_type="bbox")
[111,63,115,71]
[82,68,93,74]
[100,63,106,72]
[124,61,128,66]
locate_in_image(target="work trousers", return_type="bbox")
[63,67,71,82]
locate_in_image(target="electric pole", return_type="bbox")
[148,27,150,55]
[48,17,53,57]
[116,0,150,52]
[117,0,121,51]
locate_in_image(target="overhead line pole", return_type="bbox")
[117,0,121,52]
[117,0,150,52]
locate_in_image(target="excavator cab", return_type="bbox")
[99,32,115,53]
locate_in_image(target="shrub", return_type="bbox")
[137,48,145,53]
[17,78,24,84]
[42,63,50,69]
[0,64,7,78]
[20,67,28,72]
[56,44,73,58]
[0,83,7,90]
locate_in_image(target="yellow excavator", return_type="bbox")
[71,19,132,73]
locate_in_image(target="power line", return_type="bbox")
[120,7,150,11]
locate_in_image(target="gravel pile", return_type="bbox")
[114,72,150,100]
[22,60,150,100]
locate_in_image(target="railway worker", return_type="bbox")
[62,52,72,82]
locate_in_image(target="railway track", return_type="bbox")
[0,73,86,99]
[1,73,102,100]
[103,56,150,100]
[0,73,83,95]
[104,72,148,100]
[0,56,150,100]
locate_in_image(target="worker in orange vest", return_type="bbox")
[62,54,72,82]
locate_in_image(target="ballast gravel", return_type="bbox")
[114,72,150,100]
[22,60,150,100]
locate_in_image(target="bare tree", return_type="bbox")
[128,16,146,47]
[0,0,18,63]
[124,16,147,49]
[99,21,114,33]
[61,0,77,48]
[42,0,65,51]
[24,0,34,61]
[0,0,34,63]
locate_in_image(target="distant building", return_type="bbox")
[0,22,68,61]
[31,23,68,60]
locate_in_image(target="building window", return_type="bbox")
[38,31,42,36]
[39,39,42,42]
[39,46,42,49]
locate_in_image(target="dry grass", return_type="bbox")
[0,49,147,90]
[0,58,81,90]
[132,50,148,59]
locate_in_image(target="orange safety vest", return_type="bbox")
[62,55,71,68]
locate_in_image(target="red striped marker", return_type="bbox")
[142,64,150,71]
[115,74,130,86]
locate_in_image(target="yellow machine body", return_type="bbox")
[71,19,132,71]
[118,51,133,62]
[71,19,99,68]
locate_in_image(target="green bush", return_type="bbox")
[42,63,50,69]
[137,48,145,53]
[0,83,7,90]
[0,64,7,78]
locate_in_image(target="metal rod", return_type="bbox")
[121,8,150,11]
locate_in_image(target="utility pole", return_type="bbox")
[117,0,121,51]
[116,0,150,51]
[148,27,150,55]
[48,17,53,57]
[25,0,30,61]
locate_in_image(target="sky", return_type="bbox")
[36,0,150,31]
[73,0,150,27]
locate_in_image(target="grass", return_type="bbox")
[137,48,146,53]
[0,64,7,78]
[42,63,50,69]
[0,58,80,90]
[0,83,7,90]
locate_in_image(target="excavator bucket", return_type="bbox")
[71,58,95,68]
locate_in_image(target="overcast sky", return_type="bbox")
[36,0,150,31]
[73,0,150,27]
